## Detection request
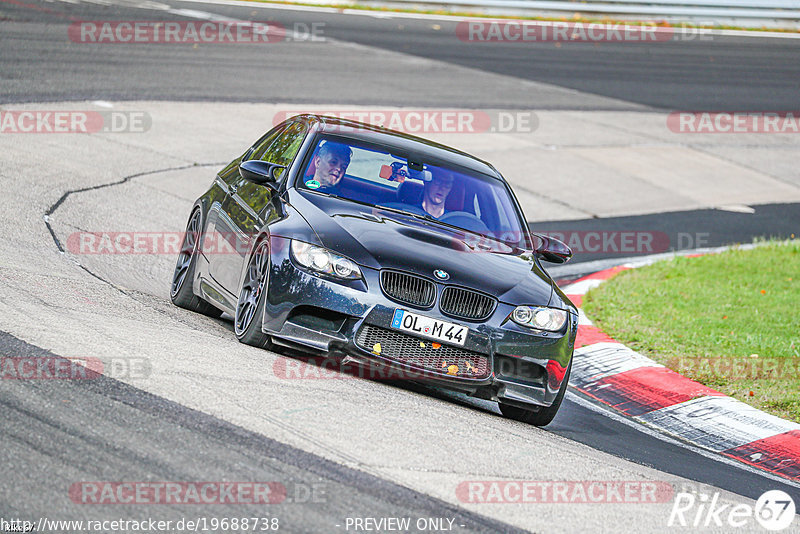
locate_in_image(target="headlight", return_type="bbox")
[290,240,362,280]
[511,306,567,332]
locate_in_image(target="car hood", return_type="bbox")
[287,191,554,306]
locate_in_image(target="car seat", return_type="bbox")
[397,180,424,205]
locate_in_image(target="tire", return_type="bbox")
[170,209,223,318]
[499,356,572,427]
[234,239,273,349]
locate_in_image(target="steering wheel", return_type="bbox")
[439,211,491,235]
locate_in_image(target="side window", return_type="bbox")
[257,121,308,181]
[218,158,242,185]
[234,122,308,214]
[491,189,514,235]
[246,124,288,162]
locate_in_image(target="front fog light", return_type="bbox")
[511,306,567,332]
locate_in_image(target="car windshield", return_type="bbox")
[297,135,529,247]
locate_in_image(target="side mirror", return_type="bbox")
[532,233,572,264]
[239,160,286,185]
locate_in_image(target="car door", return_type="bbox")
[213,120,309,293]
[206,123,288,287]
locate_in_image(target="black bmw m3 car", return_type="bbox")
[171,114,578,426]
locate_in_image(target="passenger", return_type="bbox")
[305,142,352,192]
[419,171,454,219]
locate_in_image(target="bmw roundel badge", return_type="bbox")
[434,269,450,281]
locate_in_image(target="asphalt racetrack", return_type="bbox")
[1,1,800,532]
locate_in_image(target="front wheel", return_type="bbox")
[170,209,223,318]
[234,239,272,349]
[499,357,572,427]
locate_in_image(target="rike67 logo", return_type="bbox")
[668,490,796,531]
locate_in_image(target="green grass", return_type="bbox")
[583,240,800,422]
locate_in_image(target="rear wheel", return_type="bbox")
[170,209,223,318]
[499,357,572,427]
[234,239,273,349]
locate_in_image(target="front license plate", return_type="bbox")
[390,309,468,346]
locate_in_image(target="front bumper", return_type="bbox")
[262,236,576,408]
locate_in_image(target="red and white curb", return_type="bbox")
[563,264,800,483]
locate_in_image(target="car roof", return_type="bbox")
[294,114,503,180]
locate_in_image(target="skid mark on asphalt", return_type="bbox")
[39,162,413,479]
[43,163,225,318]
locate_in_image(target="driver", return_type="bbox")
[305,142,352,192]
[419,171,454,219]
